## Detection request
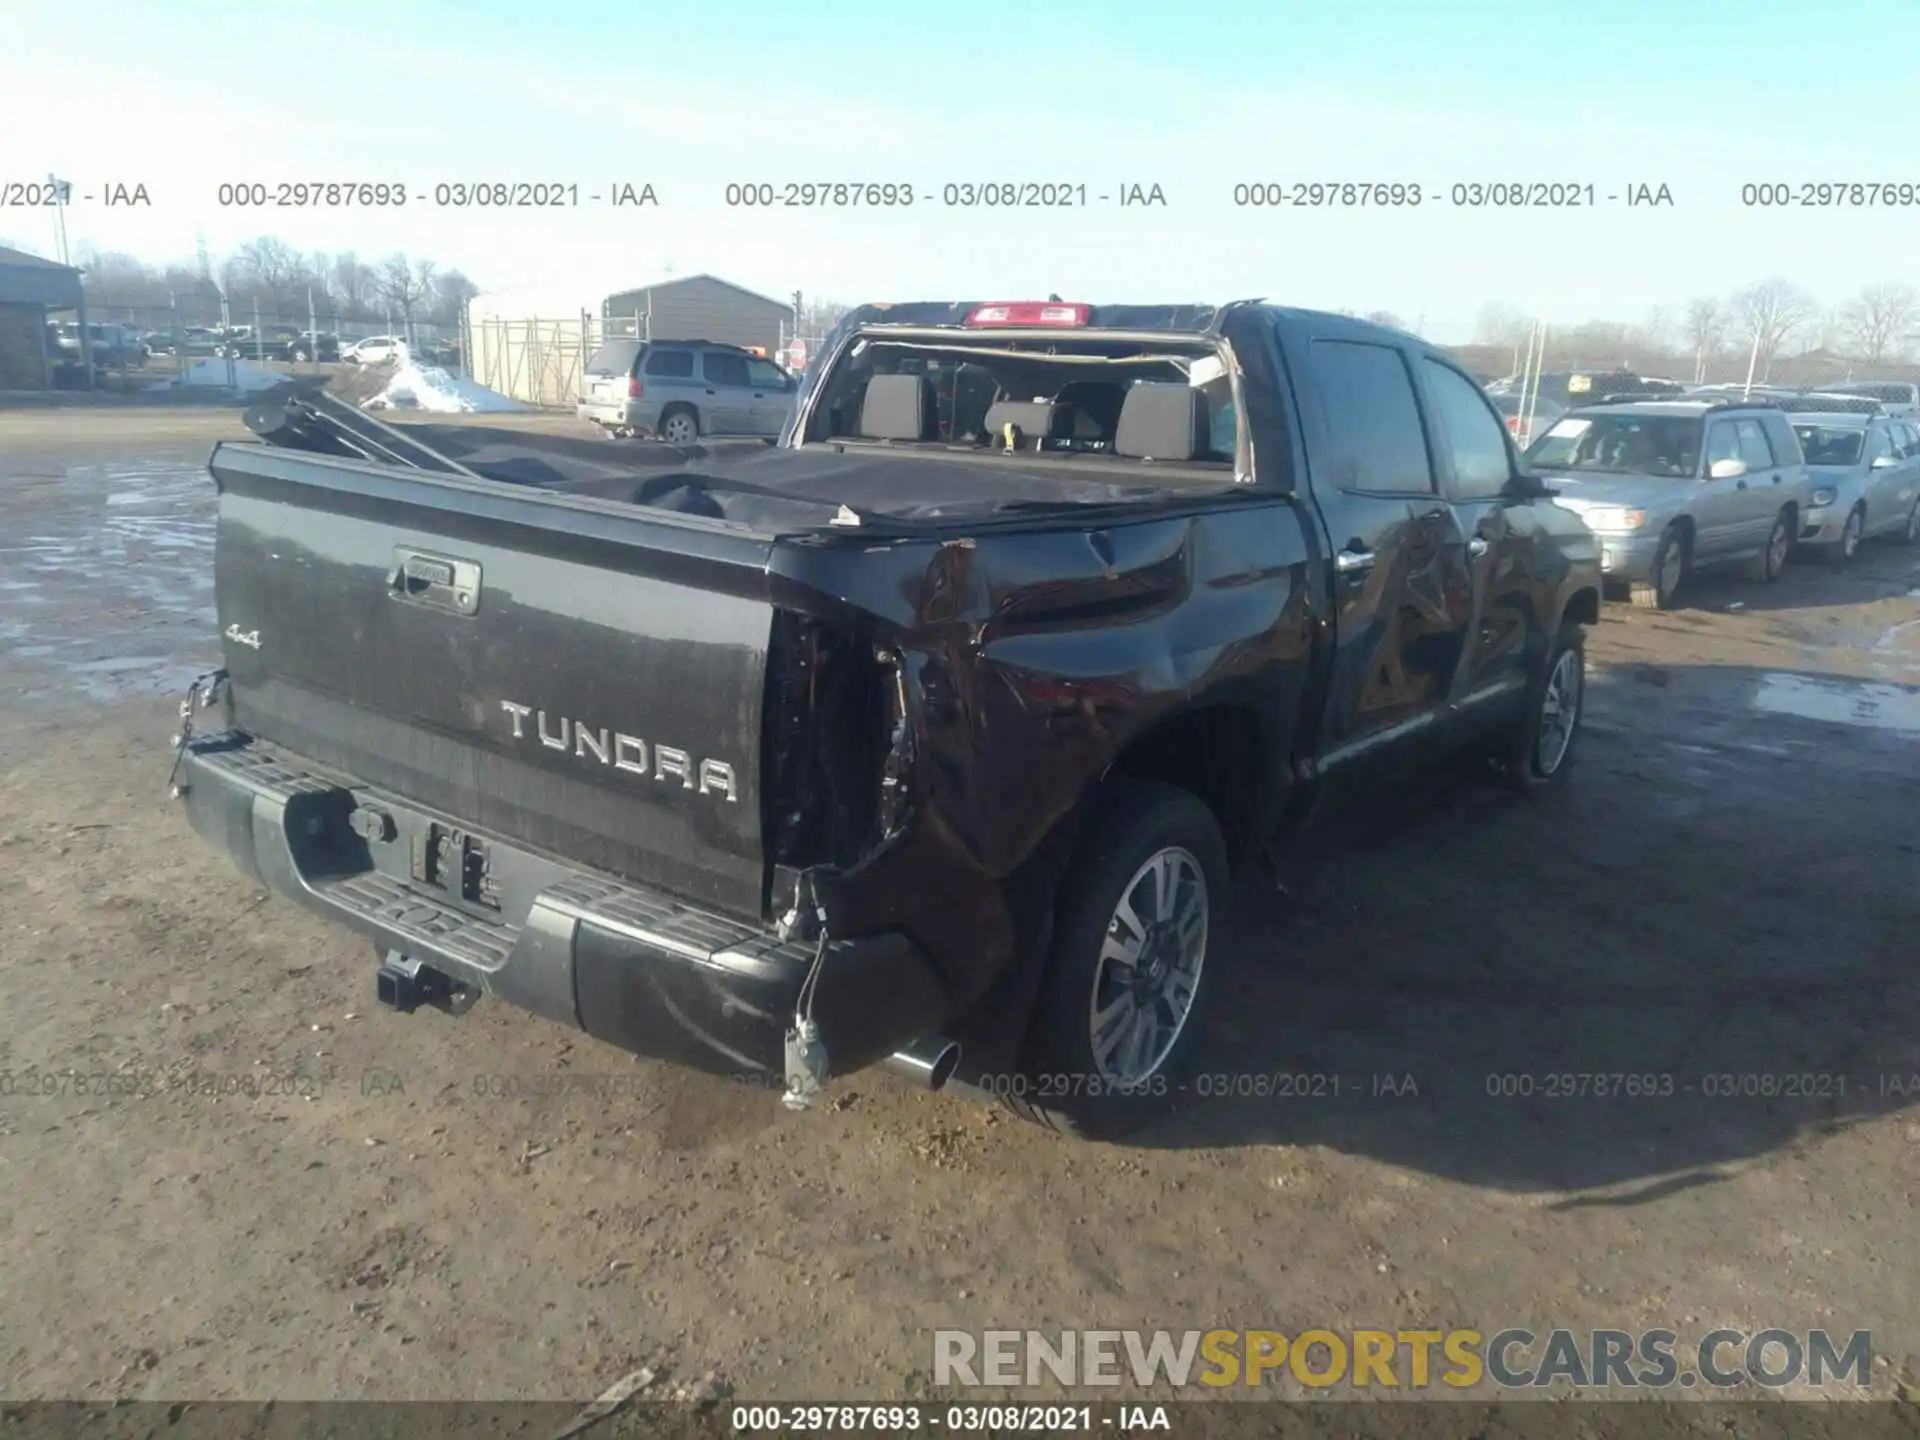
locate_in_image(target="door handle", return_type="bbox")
[1335,548,1375,575]
[1772,474,1782,483]
[1467,536,1489,559]
[1736,480,1749,489]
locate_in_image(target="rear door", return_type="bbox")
[1275,317,1474,779]
[1697,419,1755,556]
[1865,422,1909,530]
[1415,355,1540,709]
[701,350,754,432]
[1734,416,1788,545]
[746,356,795,436]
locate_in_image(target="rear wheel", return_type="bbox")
[660,407,699,446]
[1629,525,1686,610]
[1896,498,1920,546]
[1741,509,1793,582]
[1005,780,1227,1142]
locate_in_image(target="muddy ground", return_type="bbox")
[0,406,1917,1413]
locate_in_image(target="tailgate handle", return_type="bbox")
[388,548,481,616]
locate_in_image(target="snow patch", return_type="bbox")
[363,349,530,414]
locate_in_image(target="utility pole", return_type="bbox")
[47,173,71,265]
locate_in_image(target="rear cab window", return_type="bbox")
[1305,339,1435,493]
[801,326,1242,474]
[1734,418,1775,469]
[643,347,694,378]
[585,340,643,377]
[702,351,751,386]
[1757,412,1803,466]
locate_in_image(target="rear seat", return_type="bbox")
[858,374,939,440]
[1114,381,1205,461]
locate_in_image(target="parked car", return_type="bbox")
[1805,380,1920,417]
[1787,407,1920,561]
[223,328,302,361]
[1491,392,1565,447]
[51,322,147,367]
[174,300,1601,1141]
[343,335,409,365]
[1526,397,1813,609]
[290,332,341,363]
[1489,369,1667,406]
[577,338,798,442]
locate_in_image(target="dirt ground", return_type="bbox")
[1,406,1917,1413]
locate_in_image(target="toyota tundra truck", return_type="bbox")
[171,300,1601,1139]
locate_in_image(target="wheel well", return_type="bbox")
[1670,515,1695,554]
[1563,586,1600,628]
[1103,706,1270,869]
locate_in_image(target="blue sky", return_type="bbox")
[4,0,1916,340]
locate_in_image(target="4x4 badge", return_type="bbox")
[225,624,261,649]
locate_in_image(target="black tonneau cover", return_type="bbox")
[246,387,1236,530]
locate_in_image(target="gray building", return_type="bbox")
[0,244,82,390]
[601,273,793,357]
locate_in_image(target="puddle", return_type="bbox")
[0,457,216,700]
[1752,673,1920,736]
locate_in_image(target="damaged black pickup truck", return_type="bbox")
[172,300,1601,1139]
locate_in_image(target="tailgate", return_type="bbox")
[207,441,777,919]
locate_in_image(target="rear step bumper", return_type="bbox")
[175,734,954,1079]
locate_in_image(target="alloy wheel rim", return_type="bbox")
[1658,542,1681,600]
[1537,648,1581,775]
[665,416,695,444]
[1088,846,1208,1085]
[1769,520,1789,574]
[1844,513,1861,558]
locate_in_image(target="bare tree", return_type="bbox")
[376,253,436,332]
[1473,300,1531,348]
[1732,277,1816,380]
[1682,298,1727,383]
[1839,282,1918,365]
[329,253,376,319]
[797,298,849,338]
[234,236,307,301]
[1363,309,1406,329]
[430,268,480,325]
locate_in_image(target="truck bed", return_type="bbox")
[389,420,1234,529]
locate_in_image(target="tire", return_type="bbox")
[1824,507,1864,566]
[1004,779,1228,1142]
[1740,508,1793,582]
[1896,499,1920,547]
[1489,621,1586,792]
[660,407,699,446]
[1629,525,1686,610]
[293,348,310,363]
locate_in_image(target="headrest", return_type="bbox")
[859,374,936,440]
[1114,382,1203,461]
[982,400,1065,447]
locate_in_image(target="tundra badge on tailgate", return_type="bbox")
[498,700,738,802]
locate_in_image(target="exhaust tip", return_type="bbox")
[884,1037,962,1091]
